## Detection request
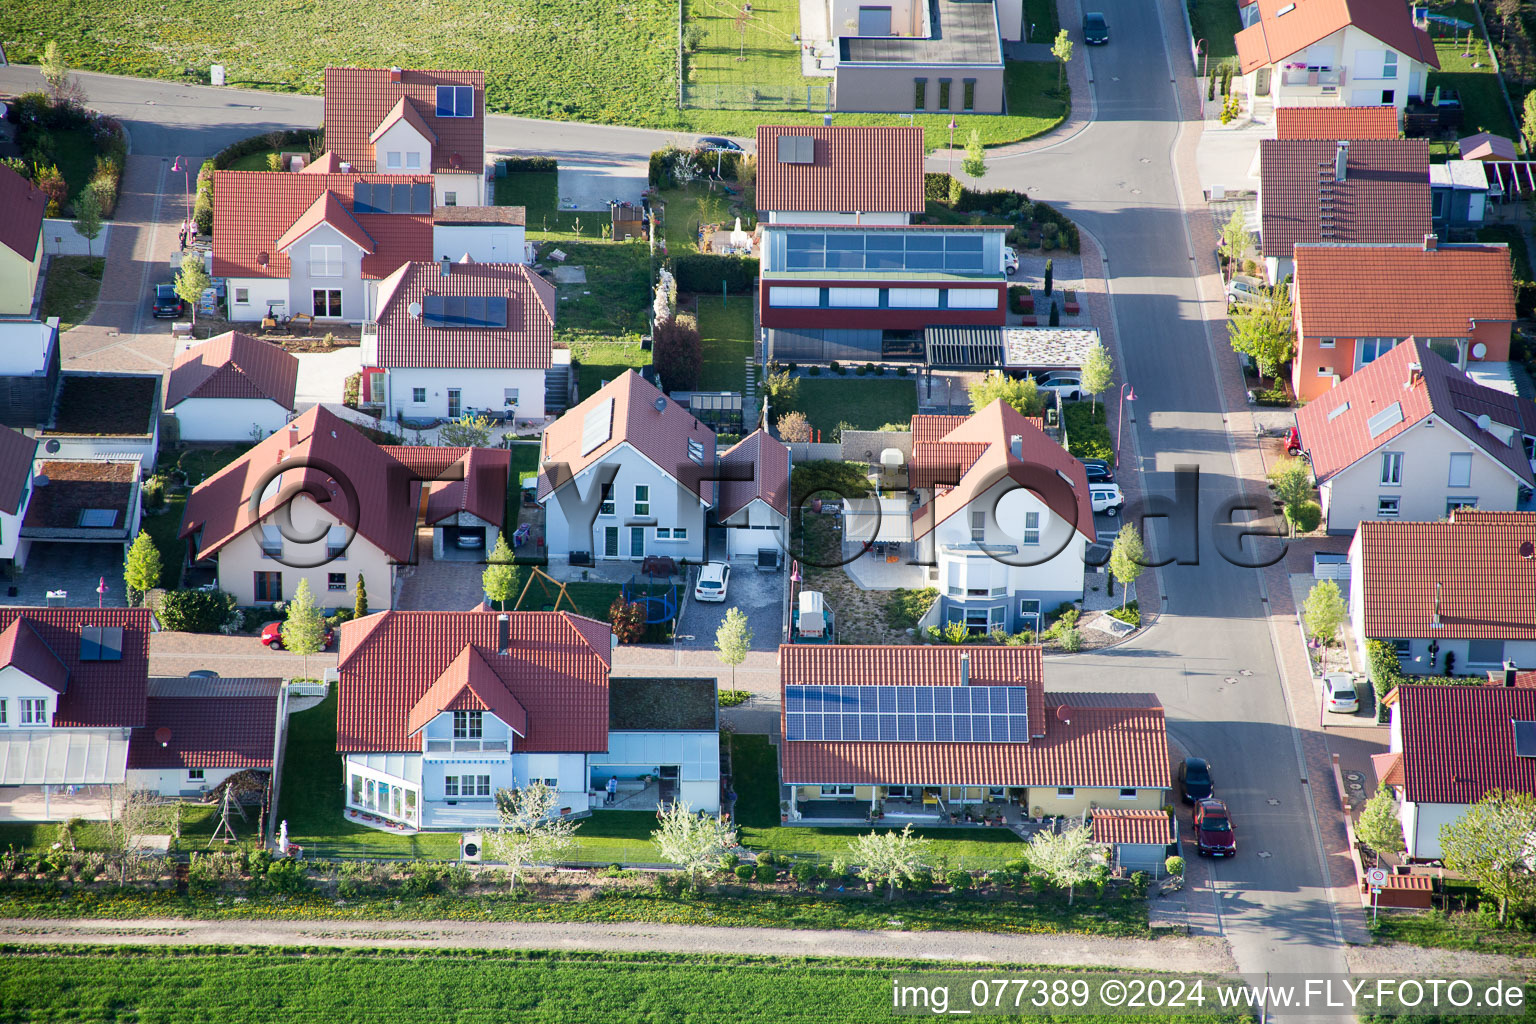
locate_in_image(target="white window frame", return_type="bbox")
[405,151,422,169]
[1382,50,1398,78]
[634,485,650,517]
[452,710,484,739]
[1056,787,1074,799]
[1380,451,1402,486]
[385,151,402,169]
[444,775,460,797]
[444,192,457,207]
[768,286,821,307]
[1318,337,1336,349]
[1448,452,1473,488]
[656,527,688,541]
[970,509,985,542]
[260,524,283,558]
[19,698,47,726]
[820,784,855,796]
[1022,511,1040,546]
[599,496,615,516]
[828,287,879,308]
[946,288,997,310]
[0,699,6,726]
[234,287,250,304]
[188,769,205,781]
[1118,788,1137,800]
[412,387,427,404]
[887,287,940,309]
[328,572,347,592]
[1377,496,1401,518]
[503,388,519,408]
[1447,497,1478,516]
[308,244,343,279]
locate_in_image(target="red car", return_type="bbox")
[260,621,334,650]
[1193,798,1237,857]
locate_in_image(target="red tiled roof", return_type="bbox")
[0,163,45,261]
[336,610,611,753]
[165,331,299,410]
[406,645,529,738]
[180,405,422,563]
[274,190,375,255]
[0,609,151,728]
[1294,243,1515,339]
[0,426,37,516]
[211,171,433,280]
[718,429,791,519]
[1393,683,1536,804]
[537,371,718,506]
[373,260,556,370]
[0,618,68,693]
[324,68,484,175]
[127,693,278,770]
[1259,139,1431,258]
[1356,510,1536,640]
[1235,0,1438,75]
[415,447,511,528]
[300,152,342,174]
[1371,751,1405,788]
[1091,809,1174,846]
[754,125,924,214]
[370,96,439,146]
[1296,340,1536,485]
[1274,106,1401,140]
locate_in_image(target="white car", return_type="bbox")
[694,561,730,603]
[1226,275,1268,308]
[1321,673,1360,714]
[1004,247,1019,276]
[1090,483,1124,516]
[1035,373,1083,401]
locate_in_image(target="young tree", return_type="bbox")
[437,414,493,448]
[715,607,753,688]
[1051,29,1074,90]
[280,578,327,681]
[1227,287,1293,385]
[73,186,102,257]
[1080,339,1113,416]
[1027,821,1101,904]
[1109,522,1144,610]
[1303,579,1346,673]
[1219,209,1252,280]
[108,787,161,886]
[968,372,1043,417]
[1439,789,1536,923]
[652,801,739,892]
[1269,457,1313,535]
[353,572,369,618]
[39,41,70,100]
[175,251,212,326]
[122,532,161,607]
[608,595,647,644]
[1355,787,1406,864]
[776,410,812,443]
[482,533,518,611]
[961,129,987,179]
[760,364,798,409]
[848,824,932,901]
[484,781,580,893]
[33,164,67,217]
[653,314,702,392]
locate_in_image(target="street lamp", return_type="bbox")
[170,156,193,247]
[1117,383,1137,458]
[947,118,956,176]
[96,576,107,609]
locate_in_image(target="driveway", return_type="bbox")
[675,562,783,654]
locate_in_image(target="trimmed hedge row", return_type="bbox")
[211,129,322,171]
[672,253,759,294]
[499,156,557,173]
[924,172,963,205]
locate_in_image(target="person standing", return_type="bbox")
[605,776,618,805]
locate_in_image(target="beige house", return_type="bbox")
[0,165,47,315]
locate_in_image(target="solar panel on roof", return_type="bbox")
[412,183,431,214]
[1367,402,1404,439]
[777,135,814,164]
[783,685,1030,744]
[581,397,615,456]
[1515,720,1536,757]
[353,182,378,215]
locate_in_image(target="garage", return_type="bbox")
[1091,809,1176,875]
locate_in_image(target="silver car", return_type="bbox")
[1226,275,1269,309]
[1321,673,1359,714]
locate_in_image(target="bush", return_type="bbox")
[855,364,867,376]
[672,254,759,294]
[791,862,818,886]
[808,365,821,375]
[946,869,973,891]
[652,314,702,392]
[499,156,557,173]
[1287,500,1322,534]
[924,172,958,202]
[734,863,755,881]
[717,689,752,707]
[754,863,776,883]
[755,852,775,866]
[1165,855,1185,877]
[1008,285,1033,314]
[1107,602,1140,628]
[158,589,235,633]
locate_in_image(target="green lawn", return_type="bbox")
[0,804,220,856]
[224,148,280,171]
[658,182,757,255]
[508,440,540,486]
[682,0,806,109]
[142,446,247,590]
[1187,0,1242,62]
[696,294,754,393]
[1023,0,1061,42]
[778,377,918,436]
[542,240,654,397]
[1371,909,1536,959]
[38,255,103,330]
[1062,400,1114,463]
[494,170,611,241]
[1427,7,1520,142]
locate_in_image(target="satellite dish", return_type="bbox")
[257,251,270,268]
[1521,541,1535,559]
[408,302,422,319]
[654,396,667,413]
[155,727,172,747]
[31,474,48,488]
[1473,343,1488,359]
[1477,414,1492,432]
[43,439,59,454]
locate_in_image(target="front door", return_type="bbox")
[604,526,619,558]
[447,389,462,418]
[630,527,645,559]
[312,289,342,318]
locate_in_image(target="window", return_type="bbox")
[1119,788,1137,799]
[1381,89,1395,104]
[1391,639,1412,656]
[444,775,460,797]
[1317,367,1335,378]
[781,231,987,274]
[946,288,997,310]
[914,78,927,109]
[1023,511,1041,546]
[453,710,484,739]
[828,287,879,308]
[1356,337,1402,370]
[253,571,282,602]
[188,769,205,782]
[234,287,249,304]
[386,151,402,169]
[1377,497,1400,518]
[1380,452,1402,486]
[313,289,342,318]
[0,699,7,726]
[503,388,519,408]
[888,288,940,308]
[970,509,985,542]
[1469,640,1505,665]
[1056,787,1074,799]
[656,527,688,541]
[821,784,855,796]
[260,525,283,558]
[634,485,650,517]
[435,84,475,117]
[963,78,976,111]
[1319,337,1335,349]
[1019,598,1041,628]
[78,509,117,528]
[309,244,342,278]
[1448,452,1473,487]
[326,525,348,560]
[412,387,427,404]
[351,774,363,805]
[938,78,952,109]
[768,286,821,307]
[444,192,457,207]
[19,699,46,726]
[600,495,615,516]
[470,775,491,796]
[328,572,347,592]
[1383,51,1398,77]
[405,152,421,169]
[1447,497,1478,516]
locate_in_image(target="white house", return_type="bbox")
[538,371,717,565]
[1295,340,1536,535]
[1235,0,1438,111]
[363,258,554,423]
[910,401,1094,634]
[165,331,298,442]
[0,425,37,570]
[1376,679,1536,860]
[715,429,791,561]
[126,677,280,797]
[588,676,720,812]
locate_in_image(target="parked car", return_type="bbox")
[151,284,186,319]
[1225,275,1268,309]
[1193,798,1237,857]
[694,561,731,603]
[261,621,335,650]
[1035,372,1083,401]
[695,136,743,152]
[1090,483,1124,517]
[1081,458,1114,483]
[1179,757,1213,804]
[1004,247,1019,277]
[1321,673,1360,714]
[1083,11,1109,43]
[455,529,486,550]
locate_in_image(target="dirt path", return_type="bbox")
[0,916,1235,969]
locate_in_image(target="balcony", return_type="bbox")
[1280,66,1344,87]
[424,738,510,755]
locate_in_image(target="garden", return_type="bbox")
[4,87,126,219]
[38,255,104,330]
[1426,3,1521,144]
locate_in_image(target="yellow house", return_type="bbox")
[0,165,46,316]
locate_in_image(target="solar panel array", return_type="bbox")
[784,684,1030,743]
[352,182,432,215]
[581,397,615,455]
[421,295,509,329]
[1515,720,1536,758]
[79,626,124,662]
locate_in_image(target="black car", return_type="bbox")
[151,284,185,319]
[1081,458,1114,483]
[694,136,743,152]
[1179,757,1213,803]
[1083,11,1109,44]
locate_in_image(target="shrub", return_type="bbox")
[1008,285,1033,314]
[1165,855,1185,877]
[756,852,775,866]
[608,596,647,644]
[791,862,818,886]
[1107,601,1140,628]
[855,364,867,376]
[905,868,934,892]
[754,863,777,883]
[1029,874,1050,893]
[734,863,755,880]
[808,365,822,376]
[897,366,909,376]
[924,172,958,202]
[946,869,973,891]
[717,689,752,707]
[211,129,320,170]
[1288,501,1322,534]
[158,589,235,633]
[652,314,702,392]
[672,253,759,293]
[499,155,558,173]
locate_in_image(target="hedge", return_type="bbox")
[672,253,759,294]
[498,156,557,173]
[924,172,962,204]
[211,129,322,171]
[157,589,235,634]
[1365,639,1470,723]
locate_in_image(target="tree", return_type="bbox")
[1303,579,1346,673]
[760,364,798,410]
[481,533,518,610]
[961,129,987,179]
[968,372,1042,417]
[122,532,161,607]
[777,410,811,443]
[1439,789,1536,923]
[848,824,932,901]
[715,607,753,688]
[108,788,160,886]
[1108,523,1144,610]
[1356,787,1405,863]
[1051,29,1074,90]
[354,573,369,618]
[484,781,579,893]
[653,268,677,323]
[1524,89,1536,152]
[1497,0,1521,43]
[1219,209,1253,280]
[653,314,702,392]
[280,578,327,681]
[175,251,212,326]
[1027,821,1101,904]
[1269,457,1313,535]
[39,41,70,100]
[609,595,646,644]
[652,800,738,892]
[73,186,102,257]
[437,413,493,448]
[1080,339,1113,416]
[1227,286,1293,384]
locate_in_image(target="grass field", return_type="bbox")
[543,240,654,396]
[1186,0,1242,62]
[0,947,1243,1023]
[778,377,918,436]
[1371,910,1536,959]
[38,255,104,330]
[1023,0,1061,42]
[696,293,754,393]
[1427,8,1521,143]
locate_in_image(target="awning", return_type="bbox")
[0,730,129,786]
[844,497,914,543]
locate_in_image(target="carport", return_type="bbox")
[1091,809,1176,875]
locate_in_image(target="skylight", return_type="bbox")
[1366,402,1404,439]
[1515,720,1536,758]
[687,438,705,464]
[435,85,474,118]
[580,398,615,456]
[1327,401,1350,422]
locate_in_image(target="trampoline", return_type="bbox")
[623,572,679,624]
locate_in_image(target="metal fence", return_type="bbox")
[680,82,833,111]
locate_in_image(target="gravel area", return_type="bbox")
[1347,943,1536,980]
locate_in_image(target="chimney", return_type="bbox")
[497,613,510,655]
[338,161,351,174]
[1406,361,1422,389]
[1423,233,1438,252]
[287,424,300,448]
[389,67,403,83]
[1505,660,1519,687]
[959,651,970,687]
[1432,582,1443,628]
[1009,434,1023,459]
[440,257,452,278]
[1334,140,1349,182]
